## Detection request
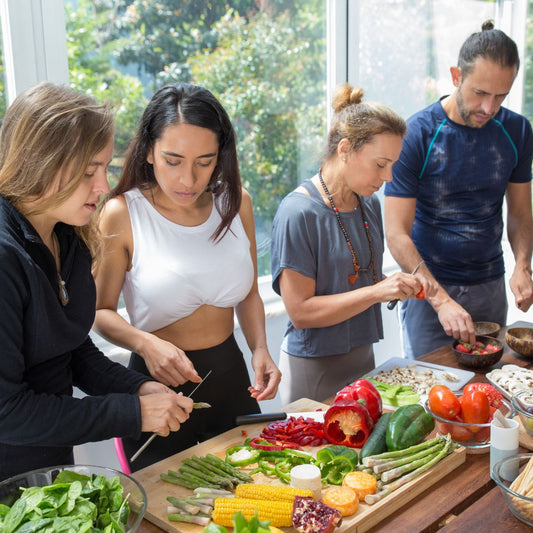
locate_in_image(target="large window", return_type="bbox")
[64,0,328,276]
[347,0,501,118]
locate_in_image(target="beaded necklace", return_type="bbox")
[318,169,378,284]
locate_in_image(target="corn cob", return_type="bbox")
[235,483,315,501]
[212,497,293,527]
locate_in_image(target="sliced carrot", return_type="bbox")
[342,471,378,501]
[322,486,359,516]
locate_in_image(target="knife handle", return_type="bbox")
[235,412,287,425]
[387,299,399,310]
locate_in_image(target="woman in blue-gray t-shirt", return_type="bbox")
[271,84,429,405]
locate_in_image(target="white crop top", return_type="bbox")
[122,188,254,332]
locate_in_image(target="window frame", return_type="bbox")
[0,0,68,104]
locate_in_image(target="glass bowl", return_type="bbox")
[511,389,533,437]
[424,393,513,451]
[0,464,147,532]
[491,453,533,526]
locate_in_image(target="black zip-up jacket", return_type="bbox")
[0,195,149,480]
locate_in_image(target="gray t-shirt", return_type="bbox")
[271,178,384,357]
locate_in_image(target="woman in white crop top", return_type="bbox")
[94,83,281,471]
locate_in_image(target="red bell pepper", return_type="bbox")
[323,399,374,448]
[334,379,382,424]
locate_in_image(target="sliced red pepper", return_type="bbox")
[323,399,374,448]
[259,416,328,447]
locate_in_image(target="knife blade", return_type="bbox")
[387,259,425,310]
[130,370,212,463]
[235,412,288,425]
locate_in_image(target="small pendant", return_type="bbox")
[349,273,358,284]
[58,278,69,306]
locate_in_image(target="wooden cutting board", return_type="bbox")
[134,398,466,533]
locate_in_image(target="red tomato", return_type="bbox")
[461,390,490,432]
[448,423,474,442]
[463,383,503,409]
[416,286,425,299]
[474,425,490,442]
[428,385,462,421]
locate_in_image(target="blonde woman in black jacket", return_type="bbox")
[0,82,192,481]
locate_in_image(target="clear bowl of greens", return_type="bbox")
[0,464,147,532]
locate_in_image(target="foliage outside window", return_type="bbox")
[64,0,328,276]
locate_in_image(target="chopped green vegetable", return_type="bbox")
[368,378,420,406]
[315,445,358,485]
[204,523,228,533]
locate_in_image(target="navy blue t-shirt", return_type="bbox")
[385,101,533,285]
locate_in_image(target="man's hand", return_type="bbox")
[510,268,533,312]
[435,298,476,345]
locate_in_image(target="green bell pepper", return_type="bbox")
[386,403,435,451]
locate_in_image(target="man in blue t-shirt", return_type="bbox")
[384,20,533,359]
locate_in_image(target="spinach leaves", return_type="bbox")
[0,470,130,533]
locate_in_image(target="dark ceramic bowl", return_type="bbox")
[453,335,503,369]
[474,321,501,338]
[506,328,533,359]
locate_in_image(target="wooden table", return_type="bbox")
[136,323,533,533]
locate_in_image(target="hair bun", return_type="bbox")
[331,83,364,113]
[481,19,495,31]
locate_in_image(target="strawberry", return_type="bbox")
[456,341,473,353]
[463,383,503,409]
[455,343,471,353]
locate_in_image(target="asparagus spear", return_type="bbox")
[182,458,238,488]
[179,464,234,489]
[166,496,200,515]
[168,513,211,526]
[205,453,254,483]
[373,441,445,474]
[362,435,446,467]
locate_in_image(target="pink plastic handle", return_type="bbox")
[113,437,131,475]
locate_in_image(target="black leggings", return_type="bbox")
[123,334,260,471]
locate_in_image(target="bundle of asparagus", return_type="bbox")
[360,435,455,504]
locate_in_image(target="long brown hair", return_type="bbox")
[110,83,241,241]
[0,82,114,260]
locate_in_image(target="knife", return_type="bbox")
[130,369,212,463]
[387,259,425,310]
[235,411,326,425]
[235,412,288,425]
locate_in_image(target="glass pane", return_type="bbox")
[350,0,497,118]
[64,0,328,277]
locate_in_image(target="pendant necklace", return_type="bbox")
[318,169,378,284]
[52,232,69,306]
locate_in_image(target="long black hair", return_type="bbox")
[111,83,241,241]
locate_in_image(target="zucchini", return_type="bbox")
[360,411,392,459]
